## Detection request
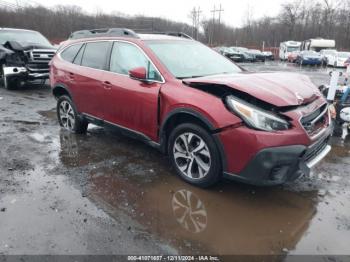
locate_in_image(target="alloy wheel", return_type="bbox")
[173,132,211,179]
[59,101,75,131]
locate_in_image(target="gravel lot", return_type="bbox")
[0,61,349,258]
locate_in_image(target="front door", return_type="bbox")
[102,41,163,141]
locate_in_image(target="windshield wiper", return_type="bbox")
[177,75,205,80]
[177,71,235,80]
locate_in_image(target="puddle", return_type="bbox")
[38,109,57,120]
[56,128,350,255]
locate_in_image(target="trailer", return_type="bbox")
[301,38,335,52]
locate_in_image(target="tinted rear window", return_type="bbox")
[81,42,110,70]
[61,44,83,62]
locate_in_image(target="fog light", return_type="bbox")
[269,165,289,181]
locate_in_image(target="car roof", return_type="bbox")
[138,33,191,41]
[0,27,37,33]
[62,33,193,47]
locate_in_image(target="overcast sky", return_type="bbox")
[12,0,285,27]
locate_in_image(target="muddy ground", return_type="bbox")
[0,62,349,259]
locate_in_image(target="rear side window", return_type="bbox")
[60,43,83,63]
[81,42,110,70]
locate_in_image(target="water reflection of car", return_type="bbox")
[327,51,350,68]
[296,51,322,65]
[85,162,318,255]
[287,51,300,63]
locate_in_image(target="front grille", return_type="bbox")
[26,63,50,73]
[303,136,329,162]
[25,49,55,73]
[30,49,55,63]
[300,104,329,136]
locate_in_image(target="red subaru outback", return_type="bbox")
[50,29,332,187]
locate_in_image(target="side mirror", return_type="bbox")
[129,67,147,81]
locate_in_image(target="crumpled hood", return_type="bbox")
[3,41,55,51]
[183,72,322,107]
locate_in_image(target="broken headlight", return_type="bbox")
[225,96,290,131]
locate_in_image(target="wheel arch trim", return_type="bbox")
[159,107,227,171]
[52,83,73,99]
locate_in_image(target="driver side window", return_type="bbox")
[110,42,162,81]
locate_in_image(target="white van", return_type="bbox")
[279,41,301,61]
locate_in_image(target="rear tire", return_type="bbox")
[168,123,222,187]
[57,95,88,134]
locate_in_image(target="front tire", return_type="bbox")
[57,95,88,134]
[168,123,222,187]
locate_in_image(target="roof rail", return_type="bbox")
[162,32,193,40]
[135,30,194,40]
[69,28,139,39]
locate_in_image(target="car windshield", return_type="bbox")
[303,51,318,56]
[338,52,350,58]
[287,46,299,52]
[147,40,242,79]
[323,50,336,55]
[250,49,261,53]
[228,48,239,53]
[0,30,51,46]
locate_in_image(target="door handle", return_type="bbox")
[103,81,112,89]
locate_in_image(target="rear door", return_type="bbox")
[101,41,164,140]
[72,41,111,119]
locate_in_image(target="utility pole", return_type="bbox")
[210,5,216,46]
[190,6,202,40]
[195,6,202,40]
[209,4,224,46]
[217,4,224,25]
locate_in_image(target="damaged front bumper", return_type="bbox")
[221,124,333,186]
[3,66,49,80]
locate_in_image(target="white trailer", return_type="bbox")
[301,38,336,52]
[279,41,301,60]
